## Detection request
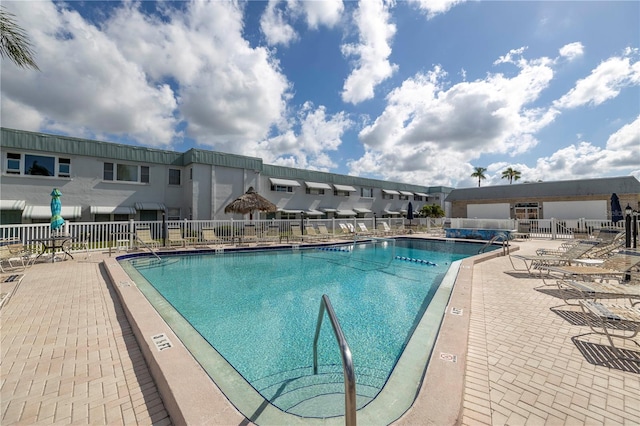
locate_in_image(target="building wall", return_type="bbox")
[1,128,443,223]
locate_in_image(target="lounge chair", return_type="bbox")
[509,240,602,276]
[316,224,333,240]
[540,249,640,283]
[0,244,31,272]
[136,228,159,249]
[241,224,258,244]
[357,223,374,236]
[339,223,354,238]
[167,228,188,247]
[377,222,393,236]
[200,228,222,245]
[305,226,327,241]
[290,224,305,242]
[512,222,531,240]
[555,278,640,306]
[576,300,640,362]
[260,225,281,245]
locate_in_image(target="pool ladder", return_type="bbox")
[313,294,357,426]
[478,233,510,255]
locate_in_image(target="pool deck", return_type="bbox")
[1,237,639,425]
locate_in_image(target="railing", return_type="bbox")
[313,294,356,426]
[479,233,510,255]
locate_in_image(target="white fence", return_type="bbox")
[0,217,626,253]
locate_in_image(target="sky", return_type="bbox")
[1,0,639,189]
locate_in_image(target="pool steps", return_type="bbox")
[253,364,386,416]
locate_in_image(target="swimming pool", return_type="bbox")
[120,238,494,424]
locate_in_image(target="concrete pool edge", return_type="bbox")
[103,240,518,425]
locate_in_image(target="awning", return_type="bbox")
[269,178,301,187]
[322,208,338,213]
[90,206,136,215]
[400,209,407,214]
[337,209,357,216]
[23,205,82,219]
[135,202,166,211]
[353,208,372,214]
[305,181,332,190]
[305,209,324,216]
[333,184,357,192]
[399,191,414,196]
[383,209,401,215]
[278,208,303,214]
[0,200,26,210]
[382,189,400,195]
[414,192,429,197]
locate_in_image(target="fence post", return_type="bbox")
[551,218,557,240]
[129,219,135,246]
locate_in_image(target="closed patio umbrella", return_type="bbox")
[224,187,277,220]
[50,188,65,231]
[407,202,414,225]
[611,193,623,224]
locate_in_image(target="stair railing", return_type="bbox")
[313,294,356,426]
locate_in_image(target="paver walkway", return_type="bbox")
[1,253,171,425]
[461,240,640,425]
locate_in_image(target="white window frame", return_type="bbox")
[103,162,150,184]
[4,152,71,178]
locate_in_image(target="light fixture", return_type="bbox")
[625,204,633,216]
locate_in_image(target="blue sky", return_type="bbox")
[1,0,638,188]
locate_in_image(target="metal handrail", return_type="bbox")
[313,294,356,426]
[479,233,509,255]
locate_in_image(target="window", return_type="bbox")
[6,153,21,174]
[361,188,374,198]
[169,169,181,185]
[4,153,72,178]
[382,193,393,200]
[167,208,181,220]
[399,194,409,200]
[306,188,325,195]
[103,162,150,183]
[272,184,294,193]
[333,190,351,197]
[58,158,71,177]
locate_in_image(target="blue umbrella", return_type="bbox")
[611,193,623,224]
[407,202,414,225]
[50,188,65,231]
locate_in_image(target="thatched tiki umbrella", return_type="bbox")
[224,187,277,220]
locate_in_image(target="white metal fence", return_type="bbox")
[0,217,626,253]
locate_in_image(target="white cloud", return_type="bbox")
[261,102,353,171]
[341,0,398,104]
[1,1,179,146]
[299,0,344,29]
[554,50,640,109]
[558,42,584,61]
[260,0,298,46]
[408,0,467,19]
[351,48,560,184]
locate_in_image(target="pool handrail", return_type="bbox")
[313,294,356,426]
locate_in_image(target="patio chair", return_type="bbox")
[290,224,304,242]
[540,249,640,284]
[512,222,531,240]
[357,223,374,236]
[259,225,281,245]
[0,243,35,273]
[377,222,393,236]
[136,228,159,249]
[241,224,258,244]
[576,300,640,362]
[304,226,326,241]
[338,223,354,238]
[200,228,222,246]
[509,240,602,276]
[317,224,333,240]
[167,228,187,247]
[555,278,640,306]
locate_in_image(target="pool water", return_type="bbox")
[123,238,488,420]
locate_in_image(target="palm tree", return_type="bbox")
[501,167,522,184]
[471,166,487,187]
[0,6,39,70]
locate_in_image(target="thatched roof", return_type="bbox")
[224,187,277,215]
